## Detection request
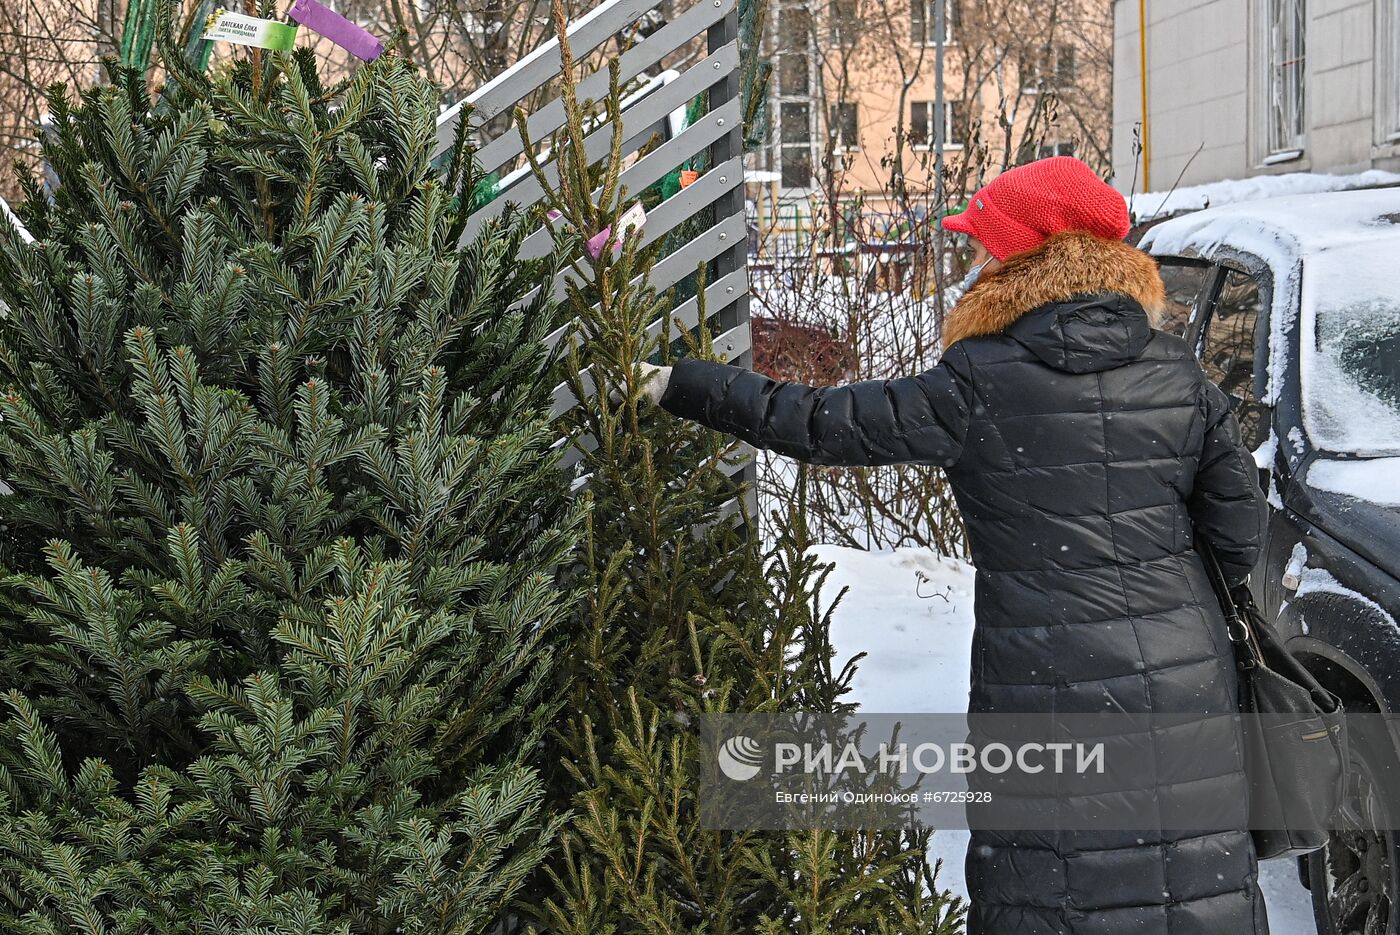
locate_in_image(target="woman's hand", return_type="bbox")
[637,363,671,406]
[608,362,671,406]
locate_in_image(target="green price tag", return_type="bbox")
[203,10,299,50]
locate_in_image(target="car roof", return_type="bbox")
[1139,187,1400,269]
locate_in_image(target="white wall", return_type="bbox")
[1111,0,1400,195]
[1112,0,1250,195]
[1308,0,1380,172]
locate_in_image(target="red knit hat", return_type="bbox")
[942,156,1130,261]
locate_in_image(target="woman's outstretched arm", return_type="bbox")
[655,346,975,468]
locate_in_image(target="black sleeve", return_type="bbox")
[1187,379,1267,584]
[658,348,974,468]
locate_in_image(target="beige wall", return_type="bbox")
[1111,0,1400,195]
[825,57,970,202]
[758,0,1111,223]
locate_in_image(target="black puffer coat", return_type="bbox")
[660,232,1270,934]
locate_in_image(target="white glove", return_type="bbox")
[607,362,672,406]
[637,362,671,406]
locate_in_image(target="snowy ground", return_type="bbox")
[816,544,1319,933]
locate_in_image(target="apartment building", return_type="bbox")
[1112,0,1400,194]
[752,0,1111,248]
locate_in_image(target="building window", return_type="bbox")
[912,0,959,46]
[1037,140,1076,158]
[1021,44,1077,93]
[778,6,814,93]
[771,0,817,189]
[907,101,929,146]
[780,101,813,187]
[830,102,859,151]
[1380,0,1400,141]
[1256,0,1306,161]
[911,100,966,149]
[911,101,933,147]
[782,102,811,144]
[828,0,859,43]
[948,100,967,146]
[1055,45,1078,84]
[779,53,810,93]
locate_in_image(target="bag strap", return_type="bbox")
[1195,534,1262,670]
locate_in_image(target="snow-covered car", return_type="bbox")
[1141,188,1400,935]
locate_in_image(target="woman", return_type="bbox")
[636,157,1269,934]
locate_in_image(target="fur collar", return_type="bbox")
[943,232,1166,347]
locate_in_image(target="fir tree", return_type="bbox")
[0,27,576,935]
[523,11,967,932]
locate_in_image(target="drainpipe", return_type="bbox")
[934,0,945,188]
[1138,0,1151,191]
[934,0,945,303]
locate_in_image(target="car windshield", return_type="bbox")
[1301,244,1400,457]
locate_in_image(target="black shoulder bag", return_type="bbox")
[1196,535,1348,860]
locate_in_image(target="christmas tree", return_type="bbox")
[0,30,577,935]
[523,15,967,932]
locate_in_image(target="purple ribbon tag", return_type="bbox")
[586,203,646,262]
[287,0,384,60]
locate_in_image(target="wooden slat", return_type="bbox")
[515,96,741,261]
[436,0,753,497]
[526,156,745,316]
[460,40,739,243]
[473,0,738,175]
[433,0,660,155]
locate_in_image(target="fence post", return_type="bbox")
[706,3,758,520]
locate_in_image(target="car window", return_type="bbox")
[1301,245,1400,456]
[1202,269,1267,452]
[1154,258,1211,336]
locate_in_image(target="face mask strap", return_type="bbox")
[959,260,987,293]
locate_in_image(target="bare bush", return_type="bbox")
[747,0,1111,556]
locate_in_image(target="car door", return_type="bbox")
[1152,256,1214,337]
[1193,263,1271,456]
[1185,258,1280,598]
